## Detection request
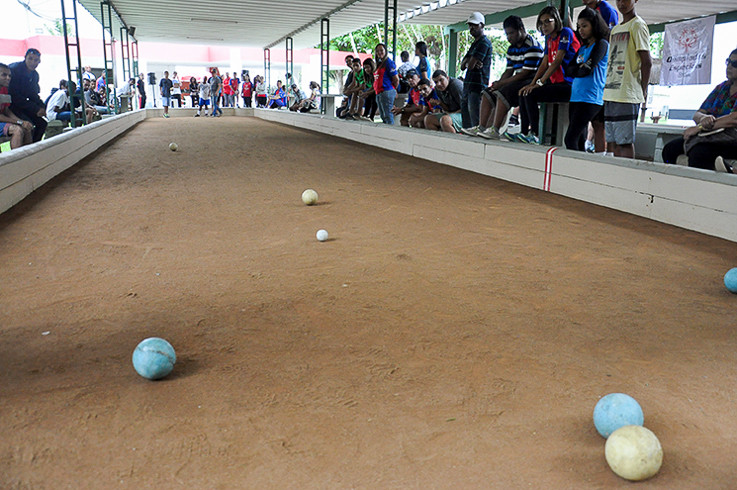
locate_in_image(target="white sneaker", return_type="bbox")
[460,125,482,136]
[715,156,734,173]
[478,127,500,140]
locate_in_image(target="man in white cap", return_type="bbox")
[459,12,493,129]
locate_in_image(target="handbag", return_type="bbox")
[684,127,737,154]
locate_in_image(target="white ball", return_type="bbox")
[302,189,318,205]
[316,229,329,242]
[605,425,663,481]
[169,142,178,151]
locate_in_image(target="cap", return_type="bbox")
[467,12,485,25]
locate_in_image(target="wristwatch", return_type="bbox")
[16,120,23,125]
[535,79,544,87]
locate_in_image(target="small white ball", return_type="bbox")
[302,189,318,205]
[169,142,178,151]
[316,229,329,242]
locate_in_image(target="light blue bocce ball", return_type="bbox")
[724,268,737,294]
[132,337,176,380]
[593,393,644,438]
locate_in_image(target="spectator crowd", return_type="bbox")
[2,0,735,172]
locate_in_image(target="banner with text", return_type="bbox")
[661,15,715,86]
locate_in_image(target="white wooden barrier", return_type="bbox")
[255,109,737,243]
[0,110,146,215]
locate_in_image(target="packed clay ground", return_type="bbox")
[1,117,736,489]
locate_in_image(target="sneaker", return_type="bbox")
[163,114,169,118]
[460,125,482,137]
[508,114,519,126]
[344,114,355,121]
[357,116,372,122]
[478,127,500,140]
[502,131,518,142]
[518,133,539,144]
[194,113,200,117]
[715,156,734,173]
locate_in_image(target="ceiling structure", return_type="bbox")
[75,0,737,50]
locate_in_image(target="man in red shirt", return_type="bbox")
[222,73,233,107]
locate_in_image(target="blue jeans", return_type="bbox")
[212,95,221,115]
[461,86,481,129]
[376,89,396,124]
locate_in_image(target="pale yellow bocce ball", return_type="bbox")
[301,189,318,205]
[605,425,663,481]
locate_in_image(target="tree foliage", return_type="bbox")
[44,18,74,37]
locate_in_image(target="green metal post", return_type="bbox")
[320,18,329,114]
[60,0,85,127]
[384,0,397,60]
[447,29,458,78]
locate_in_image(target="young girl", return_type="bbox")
[298,81,321,113]
[415,41,431,80]
[373,43,399,124]
[515,6,581,143]
[196,76,211,116]
[241,74,252,107]
[189,76,199,108]
[358,58,378,121]
[255,76,268,107]
[564,8,610,151]
[171,72,182,107]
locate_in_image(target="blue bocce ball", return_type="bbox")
[593,393,644,438]
[132,337,176,380]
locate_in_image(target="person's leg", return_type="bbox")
[400,111,411,126]
[604,102,638,158]
[424,113,441,131]
[467,90,481,128]
[685,142,737,170]
[526,83,572,138]
[662,137,685,164]
[19,110,47,142]
[367,95,378,119]
[408,113,424,128]
[592,105,606,152]
[518,95,531,136]
[565,102,601,151]
[5,124,23,149]
[461,84,471,128]
[377,90,396,124]
[478,92,494,129]
[440,115,456,133]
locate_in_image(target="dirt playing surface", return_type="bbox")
[1,117,736,488]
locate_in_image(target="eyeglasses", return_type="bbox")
[727,59,737,68]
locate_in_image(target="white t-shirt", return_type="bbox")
[171,78,182,95]
[46,89,69,120]
[603,15,650,104]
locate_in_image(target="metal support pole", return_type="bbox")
[120,26,131,82]
[100,0,117,114]
[285,37,294,87]
[60,0,86,127]
[561,0,571,26]
[320,18,329,115]
[384,0,397,60]
[447,29,458,78]
[264,48,271,91]
[131,40,139,77]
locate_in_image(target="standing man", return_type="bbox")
[583,0,619,28]
[209,69,222,117]
[459,12,493,129]
[8,48,46,142]
[137,73,147,109]
[461,15,543,139]
[159,70,172,118]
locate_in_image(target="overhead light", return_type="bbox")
[190,18,238,24]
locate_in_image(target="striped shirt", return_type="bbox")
[506,35,544,76]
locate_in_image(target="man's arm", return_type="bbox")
[638,50,652,101]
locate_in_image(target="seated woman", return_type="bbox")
[564,7,609,151]
[514,6,580,144]
[662,48,737,172]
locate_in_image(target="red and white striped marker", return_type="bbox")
[543,146,558,192]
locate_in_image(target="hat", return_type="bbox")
[467,12,485,25]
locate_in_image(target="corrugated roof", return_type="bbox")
[76,0,737,50]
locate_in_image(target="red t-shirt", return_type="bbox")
[242,81,252,97]
[223,77,233,95]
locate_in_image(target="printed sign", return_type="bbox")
[661,15,715,86]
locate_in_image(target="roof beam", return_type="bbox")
[648,9,737,33]
[264,0,364,49]
[445,2,548,32]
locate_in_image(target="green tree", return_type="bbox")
[45,18,74,37]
